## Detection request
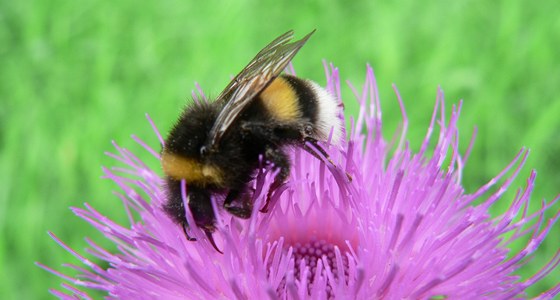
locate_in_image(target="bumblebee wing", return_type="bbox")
[206,30,315,149]
[215,30,295,103]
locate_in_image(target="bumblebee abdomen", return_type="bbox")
[259,76,303,121]
[259,75,342,143]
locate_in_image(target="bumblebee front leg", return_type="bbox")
[163,180,222,252]
[185,187,214,231]
[163,178,196,240]
[185,187,223,253]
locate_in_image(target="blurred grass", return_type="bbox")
[1,0,559,298]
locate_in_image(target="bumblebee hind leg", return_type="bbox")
[303,138,353,182]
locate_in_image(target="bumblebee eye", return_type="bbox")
[200,146,208,157]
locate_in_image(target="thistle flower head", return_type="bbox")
[39,64,560,299]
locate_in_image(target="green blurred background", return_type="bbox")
[1,0,559,298]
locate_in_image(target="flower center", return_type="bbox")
[292,239,349,285]
[276,238,351,298]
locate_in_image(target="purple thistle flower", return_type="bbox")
[39,63,560,299]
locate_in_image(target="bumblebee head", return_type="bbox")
[164,102,218,158]
[161,102,227,184]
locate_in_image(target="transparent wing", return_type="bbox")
[206,30,315,150]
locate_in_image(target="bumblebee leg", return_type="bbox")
[261,146,290,213]
[162,179,223,252]
[181,224,197,241]
[302,138,336,164]
[224,189,253,219]
[187,189,226,253]
[303,138,353,182]
[204,230,223,254]
[164,178,196,240]
[240,121,351,181]
[187,188,216,231]
[241,121,305,143]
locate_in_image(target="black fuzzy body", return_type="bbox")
[162,75,322,239]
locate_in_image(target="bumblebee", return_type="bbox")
[162,30,342,251]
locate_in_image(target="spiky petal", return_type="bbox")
[39,63,560,299]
